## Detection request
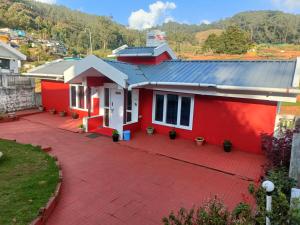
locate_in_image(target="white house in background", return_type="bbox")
[0,41,26,74]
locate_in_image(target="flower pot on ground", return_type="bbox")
[146,126,154,135]
[169,129,176,140]
[223,140,232,152]
[112,130,119,142]
[195,137,205,146]
[38,105,45,112]
[71,112,79,119]
[59,111,67,117]
[78,124,85,133]
[49,109,56,115]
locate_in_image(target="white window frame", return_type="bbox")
[152,91,194,130]
[124,90,133,124]
[69,84,88,111]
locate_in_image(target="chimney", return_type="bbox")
[146,30,167,47]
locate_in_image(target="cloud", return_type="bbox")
[271,0,300,11]
[34,0,56,4]
[200,20,211,25]
[128,1,176,30]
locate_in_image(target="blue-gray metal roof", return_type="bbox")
[135,60,296,88]
[115,47,156,56]
[28,59,78,75]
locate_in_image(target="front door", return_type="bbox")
[103,85,124,138]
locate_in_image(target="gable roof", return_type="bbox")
[109,43,177,59]
[0,42,26,60]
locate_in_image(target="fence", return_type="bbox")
[0,74,33,87]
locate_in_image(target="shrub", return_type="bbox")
[162,196,253,225]
[261,129,294,170]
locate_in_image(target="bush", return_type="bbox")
[249,168,297,224]
[162,196,254,225]
[261,129,294,170]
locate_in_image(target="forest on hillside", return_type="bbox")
[1,0,300,55]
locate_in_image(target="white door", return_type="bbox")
[110,88,124,137]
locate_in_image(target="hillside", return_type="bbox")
[1,1,300,59]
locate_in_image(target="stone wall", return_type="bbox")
[0,75,36,112]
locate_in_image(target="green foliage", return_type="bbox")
[203,26,252,54]
[0,139,59,225]
[162,197,254,225]
[249,168,298,224]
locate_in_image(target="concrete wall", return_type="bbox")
[0,86,36,112]
[0,75,36,112]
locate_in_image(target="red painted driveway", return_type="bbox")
[0,115,258,225]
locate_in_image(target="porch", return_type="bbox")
[120,131,266,181]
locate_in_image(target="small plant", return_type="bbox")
[38,105,45,112]
[223,140,232,152]
[71,111,79,119]
[78,124,84,133]
[112,129,119,142]
[169,129,176,140]
[146,126,154,135]
[59,111,67,117]
[195,137,205,146]
[49,108,56,115]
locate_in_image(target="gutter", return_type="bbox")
[22,73,64,81]
[128,81,300,94]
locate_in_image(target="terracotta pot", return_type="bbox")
[78,128,84,133]
[195,138,205,146]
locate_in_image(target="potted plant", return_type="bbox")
[146,126,154,135]
[59,111,67,117]
[49,108,56,115]
[71,112,79,119]
[38,105,45,112]
[112,129,119,142]
[169,129,176,140]
[195,137,205,146]
[223,140,232,152]
[78,124,85,133]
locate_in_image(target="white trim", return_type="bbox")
[22,73,64,80]
[293,57,300,87]
[0,42,26,60]
[109,43,177,59]
[149,86,297,102]
[69,84,88,111]
[152,91,194,130]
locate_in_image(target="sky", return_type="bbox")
[35,0,300,30]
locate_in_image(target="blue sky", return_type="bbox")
[38,0,300,29]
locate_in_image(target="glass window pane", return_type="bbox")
[155,94,164,122]
[104,108,109,126]
[71,86,76,107]
[126,112,132,122]
[180,97,191,126]
[127,91,132,110]
[166,94,178,125]
[78,86,85,109]
[104,88,109,107]
[0,58,10,69]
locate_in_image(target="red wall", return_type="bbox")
[117,52,172,65]
[41,80,100,118]
[139,89,277,154]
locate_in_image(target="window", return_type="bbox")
[70,85,86,110]
[71,86,76,107]
[153,92,194,129]
[0,58,10,70]
[124,90,132,123]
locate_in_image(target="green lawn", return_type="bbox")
[0,140,59,225]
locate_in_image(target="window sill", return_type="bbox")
[152,120,192,130]
[70,107,88,112]
[124,120,139,125]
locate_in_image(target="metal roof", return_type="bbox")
[137,60,297,89]
[27,59,78,75]
[115,47,156,56]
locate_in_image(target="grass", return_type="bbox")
[0,140,59,225]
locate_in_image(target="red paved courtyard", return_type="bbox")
[0,113,264,225]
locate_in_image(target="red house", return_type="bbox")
[25,43,300,154]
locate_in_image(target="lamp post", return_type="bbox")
[262,180,275,225]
